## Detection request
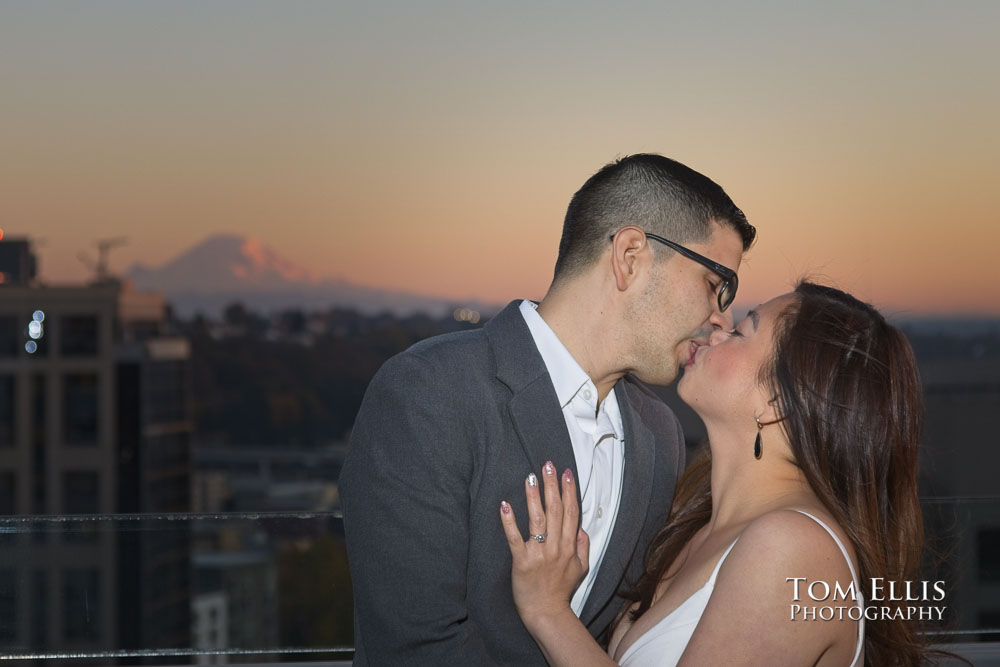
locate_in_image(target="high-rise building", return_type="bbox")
[0,255,192,655]
[117,336,194,654]
[0,238,38,287]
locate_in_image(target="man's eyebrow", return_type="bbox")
[748,309,760,331]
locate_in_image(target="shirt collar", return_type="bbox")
[519,300,593,408]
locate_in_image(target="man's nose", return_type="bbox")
[708,308,734,331]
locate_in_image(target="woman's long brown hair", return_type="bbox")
[618,281,938,665]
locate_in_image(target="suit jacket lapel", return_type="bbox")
[580,377,656,628]
[486,302,581,495]
[507,381,580,496]
[486,302,654,628]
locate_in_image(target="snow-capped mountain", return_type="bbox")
[128,234,322,292]
[125,234,498,318]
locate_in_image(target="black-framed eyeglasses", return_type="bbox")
[609,231,739,312]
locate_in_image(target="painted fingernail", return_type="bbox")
[501,501,511,515]
[564,469,574,484]
[527,473,538,488]
[544,461,556,476]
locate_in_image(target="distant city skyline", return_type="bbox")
[2,2,999,315]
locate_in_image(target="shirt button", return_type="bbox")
[583,389,592,400]
[597,506,603,519]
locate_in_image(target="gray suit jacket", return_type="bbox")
[340,300,685,665]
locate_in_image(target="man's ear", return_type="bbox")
[610,226,649,292]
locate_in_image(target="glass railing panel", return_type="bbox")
[921,496,1000,646]
[0,511,353,664]
[0,498,997,663]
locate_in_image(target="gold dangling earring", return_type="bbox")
[754,416,764,460]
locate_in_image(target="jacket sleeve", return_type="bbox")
[339,351,502,666]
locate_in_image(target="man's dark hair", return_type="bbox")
[553,154,755,282]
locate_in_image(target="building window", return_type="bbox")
[0,317,17,357]
[63,569,100,641]
[63,472,100,543]
[60,315,99,357]
[31,374,46,516]
[63,374,98,446]
[0,473,14,515]
[978,529,1000,582]
[0,474,14,547]
[147,359,188,423]
[63,471,99,515]
[31,571,47,648]
[0,570,16,642]
[0,375,13,447]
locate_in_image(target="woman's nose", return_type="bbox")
[708,326,728,345]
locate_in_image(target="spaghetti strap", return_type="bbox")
[709,537,741,582]
[616,512,864,667]
[793,510,865,667]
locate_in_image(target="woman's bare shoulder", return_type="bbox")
[734,507,856,573]
[706,507,860,626]
[676,508,859,665]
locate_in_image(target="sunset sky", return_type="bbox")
[2,2,998,315]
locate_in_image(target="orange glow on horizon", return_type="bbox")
[2,3,997,317]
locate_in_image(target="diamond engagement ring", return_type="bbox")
[530,533,547,543]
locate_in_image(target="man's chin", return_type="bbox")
[632,366,680,387]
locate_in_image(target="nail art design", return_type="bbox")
[527,473,538,488]
[564,469,574,484]
[544,461,555,476]
[500,501,511,515]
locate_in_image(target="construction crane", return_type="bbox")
[78,236,128,283]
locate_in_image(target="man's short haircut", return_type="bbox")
[553,154,756,282]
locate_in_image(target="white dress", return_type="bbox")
[617,510,864,667]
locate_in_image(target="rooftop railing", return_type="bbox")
[0,498,997,664]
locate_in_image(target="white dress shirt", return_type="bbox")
[519,300,625,615]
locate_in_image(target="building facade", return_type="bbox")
[0,270,193,655]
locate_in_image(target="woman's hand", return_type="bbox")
[500,461,590,631]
